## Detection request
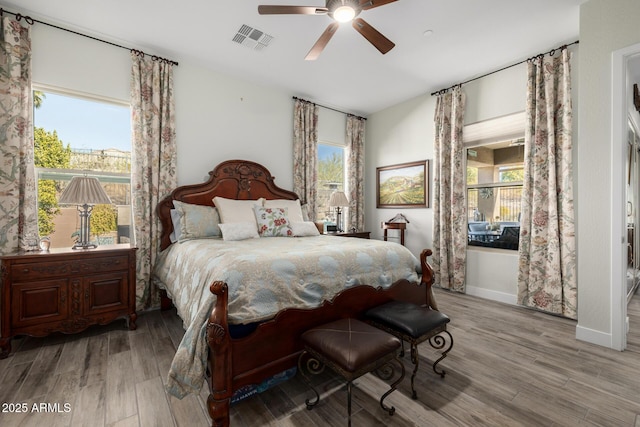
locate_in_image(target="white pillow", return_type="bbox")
[213,197,265,227]
[263,199,305,223]
[218,222,260,241]
[290,221,321,237]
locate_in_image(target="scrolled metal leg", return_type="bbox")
[379,355,405,416]
[347,381,353,427]
[373,361,396,381]
[409,342,420,399]
[297,351,322,409]
[429,330,453,378]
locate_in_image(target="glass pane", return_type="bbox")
[468,185,522,250]
[33,90,131,249]
[317,144,345,230]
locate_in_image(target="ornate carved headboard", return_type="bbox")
[157,159,300,250]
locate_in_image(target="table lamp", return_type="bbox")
[58,176,112,249]
[329,191,349,232]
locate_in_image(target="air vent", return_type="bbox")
[233,25,273,51]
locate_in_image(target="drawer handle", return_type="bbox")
[22,268,29,273]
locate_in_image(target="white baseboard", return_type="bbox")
[464,285,518,306]
[575,324,614,349]
[464,285,618,350]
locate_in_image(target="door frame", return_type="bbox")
[612,43,640,351]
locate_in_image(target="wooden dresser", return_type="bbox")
[0,244,136,358]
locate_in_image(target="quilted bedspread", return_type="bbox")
[152,235,420,397]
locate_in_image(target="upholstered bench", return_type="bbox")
[365,301,453,399]
[298,318,405,426]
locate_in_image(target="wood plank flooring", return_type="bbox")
[2,288,640,426]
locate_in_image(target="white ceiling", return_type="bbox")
[3,0,586,116]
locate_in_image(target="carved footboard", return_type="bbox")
[204,248,435,427]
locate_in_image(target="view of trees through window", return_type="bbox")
[33,90,131,249]
[317,143,345,230]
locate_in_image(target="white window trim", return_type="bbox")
[32,83,130,108]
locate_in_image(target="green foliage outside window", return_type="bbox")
[34,127,72,237]
[90,204,118,238]
[318,152,343,184]
[499,168,524,182]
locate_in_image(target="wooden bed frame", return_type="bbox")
[156,159,436,427]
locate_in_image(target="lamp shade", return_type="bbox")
[329,191,349,207]
[59,176,112,205]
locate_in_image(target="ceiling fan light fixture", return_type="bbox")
[333,5,356,22]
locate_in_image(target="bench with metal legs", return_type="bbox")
[298,318,405,426]
[366,300,453,399]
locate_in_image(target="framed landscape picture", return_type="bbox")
[376,160,429,208]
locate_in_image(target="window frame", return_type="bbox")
[464,113,525,251]
[32,85,132,248]
[316,141,347,229]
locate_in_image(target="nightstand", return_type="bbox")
[0,244,136,358]
[331,231,371,239]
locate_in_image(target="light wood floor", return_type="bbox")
[2,288,640,427]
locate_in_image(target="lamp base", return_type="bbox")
[71,242,98,250]
[72,205,98,250]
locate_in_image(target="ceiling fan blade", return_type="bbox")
[305,22,339,61]
[359,0,398,10]
[258,5,328,15]
[352,18,395,54]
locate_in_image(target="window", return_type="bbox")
[316,142,346,231]
[33,89,131,249]
[467,139,524,250]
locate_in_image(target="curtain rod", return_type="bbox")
[0,8,179,66]
[430,40,579,96]
[293,96,366,120]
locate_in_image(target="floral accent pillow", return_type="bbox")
[254,207,293,237]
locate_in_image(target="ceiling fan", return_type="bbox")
[258,0,397,60]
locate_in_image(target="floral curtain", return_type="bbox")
[0,16,38,255]
[517,48,576,319]
[346,115,365,231]
[130,51,177,310]
[293,98,318,221]
[433,86,467,292]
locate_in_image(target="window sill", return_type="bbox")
[467,241,519,251]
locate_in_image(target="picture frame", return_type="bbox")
[376,160,429,208]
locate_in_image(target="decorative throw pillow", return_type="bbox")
[290,221,321,237]
[213,196,264,229]
[254,207,293,237]
[169,209,183,243]
[218,222,260,241]
[263,199,305,223]
[173,200,221,242]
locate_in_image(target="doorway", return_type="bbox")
[613,45,640,351]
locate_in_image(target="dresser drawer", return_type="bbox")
[11,255,129,281]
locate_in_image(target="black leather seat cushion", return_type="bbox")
[366,301,450,338]
[301,318,400,373]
